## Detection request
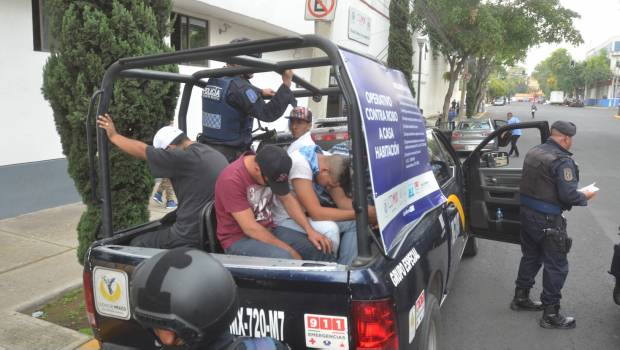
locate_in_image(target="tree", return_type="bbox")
[42,1,179,263]
[466,0,582,115]
[582,50,612,94]
[388,0,415,96]
[533,49,577,96]
[488,76,508,98]
[414,0,503,118]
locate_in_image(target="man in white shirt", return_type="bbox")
[286,106,315,154]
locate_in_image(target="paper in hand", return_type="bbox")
[579,182,599,193]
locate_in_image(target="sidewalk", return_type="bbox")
[0,201,168,350]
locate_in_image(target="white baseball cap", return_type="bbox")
[153,126,184,149]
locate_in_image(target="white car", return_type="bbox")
[493,98,506,106]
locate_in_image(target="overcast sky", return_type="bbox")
[523,0,620,74]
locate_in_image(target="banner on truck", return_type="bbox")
[340,49,446,252]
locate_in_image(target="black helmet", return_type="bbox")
[130,248,239,348]
[229,37,262,58]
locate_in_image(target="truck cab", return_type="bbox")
[82,35,550,350]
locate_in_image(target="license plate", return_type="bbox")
[466,145,475,151]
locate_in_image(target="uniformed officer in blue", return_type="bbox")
[511,121,596,329]
[199,38,295,162]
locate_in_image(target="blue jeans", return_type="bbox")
[276,218,340,253]
[278,218,358,265]
[226,226,335,262]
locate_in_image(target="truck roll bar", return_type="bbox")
[93,35,372,261]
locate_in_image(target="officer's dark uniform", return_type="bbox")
[200,75,294,162]
[512,120,588,329]
[611,243,620,305]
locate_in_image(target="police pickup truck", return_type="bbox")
[82,36,550,349]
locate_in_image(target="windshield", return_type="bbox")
[458,122,491,130]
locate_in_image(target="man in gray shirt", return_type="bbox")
[97,113,228,248]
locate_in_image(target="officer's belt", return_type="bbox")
[520,194,561,215]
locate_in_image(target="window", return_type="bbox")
[614,41,620,53]
[326,67,347,117]
[426,131,455,187]
[32,0,57,52]
[171,13,209,66]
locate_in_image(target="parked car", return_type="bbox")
[451,119,498,153]
[493,97,506,106]
[568,99,584,107]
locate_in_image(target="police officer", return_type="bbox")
[131,248,289,349]
[199,38,296,162]
[511,121,596,329]
[611,242,620,305]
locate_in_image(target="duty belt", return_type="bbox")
[520,194,561,215]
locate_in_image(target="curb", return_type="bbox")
[14,278,83,313]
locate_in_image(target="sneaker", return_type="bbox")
[166,199,177,209]
[152,192,163,204]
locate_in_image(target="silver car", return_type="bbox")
[451,119,497,153]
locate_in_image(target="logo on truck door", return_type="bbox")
[93,267,130,320]
[229,307,285,342]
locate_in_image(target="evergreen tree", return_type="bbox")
[387,0,415,97]
[42,1,179,263]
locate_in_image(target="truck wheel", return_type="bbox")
[418,294,441,350]
[463,236,478,257]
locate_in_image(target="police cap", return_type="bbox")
[229,37,262,58]
[551,120,576,137]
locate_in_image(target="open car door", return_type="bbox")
[462,121,550,244]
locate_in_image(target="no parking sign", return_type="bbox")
[305,0,337,21]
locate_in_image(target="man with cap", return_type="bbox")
[199,38,296,163]
[286,106,315,154]
[214,144,334,261]
[97,113,228,248]
[510,120,596,329]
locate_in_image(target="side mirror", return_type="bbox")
[481,151,509,168]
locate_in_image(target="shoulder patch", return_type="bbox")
[563,167,574,181]
[245,88,259,103]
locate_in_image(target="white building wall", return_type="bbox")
[1,0,452,168]
[0,0,63,166]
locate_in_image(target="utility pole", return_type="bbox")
[416,38,425,108]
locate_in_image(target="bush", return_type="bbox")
[42,1,179,263]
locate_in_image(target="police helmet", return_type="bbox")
[230,37,262,58]
[130,248,239,348]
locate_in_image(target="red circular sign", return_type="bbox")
[307,0,336,19]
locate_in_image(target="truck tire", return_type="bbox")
[418,294,441,350]
[463,236,478,257]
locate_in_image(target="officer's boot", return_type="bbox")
[539,304,576,329]
[613,278,620,305]
[510,287,543,311]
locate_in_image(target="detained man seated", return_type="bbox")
[285,106,315,154]
[214,145,334,261]
[96,114,228,249]
[285,144,378,265]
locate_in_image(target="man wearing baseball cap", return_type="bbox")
[511,120,596,329]
[286,106,315,154]
[214,145,334,261]
[97,114,228,248]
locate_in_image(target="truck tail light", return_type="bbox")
[312,132,349,142]
[352,298,398,350]
[83,269,98,329]
[451,132,462,140]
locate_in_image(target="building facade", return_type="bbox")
[584,36,620,107]
[0,0,454,217]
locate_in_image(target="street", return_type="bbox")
[440,103,620,349]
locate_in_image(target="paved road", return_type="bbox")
[440,103,620,349]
